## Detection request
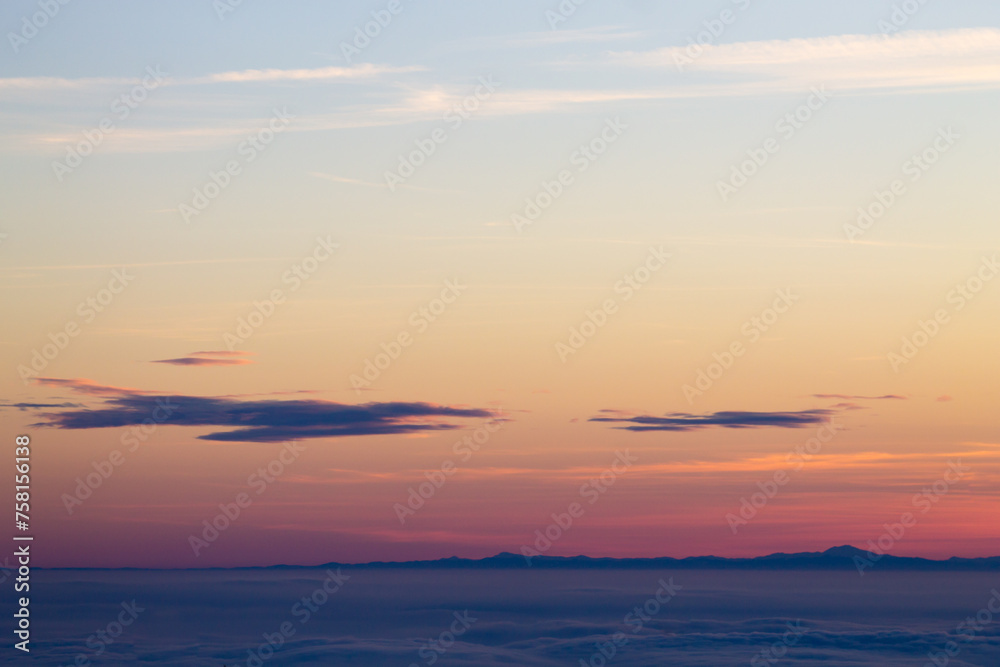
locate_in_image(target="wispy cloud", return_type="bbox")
[8,30,995,157]
[0,75,128,91]
[0,257,300,273]
[189,64,422,84]
[610,28,1000,95]
[308,171,458,194]
[6,83,477,154]
[308,172,388,189]
[0,63,420,91]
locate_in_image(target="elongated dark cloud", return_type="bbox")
[829,402,865,411]
[152,357,251,367]
[36,377,154,396]
[31,382,495,442]
[152,350,255,367]
[0,401,79,410]
[590,409,833,432]
[813,393,906,400]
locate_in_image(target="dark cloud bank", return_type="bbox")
[30,379,493,442]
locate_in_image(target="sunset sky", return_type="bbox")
[2,0,999,568]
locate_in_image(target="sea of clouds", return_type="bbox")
[19,568,1000,665]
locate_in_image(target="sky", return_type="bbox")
[1,0,999,568]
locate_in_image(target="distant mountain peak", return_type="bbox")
[822,545,868,557]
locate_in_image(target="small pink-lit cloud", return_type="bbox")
[596,408,640,418]
[190,350,252,357]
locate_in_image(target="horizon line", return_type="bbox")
[37,545,1000,571]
